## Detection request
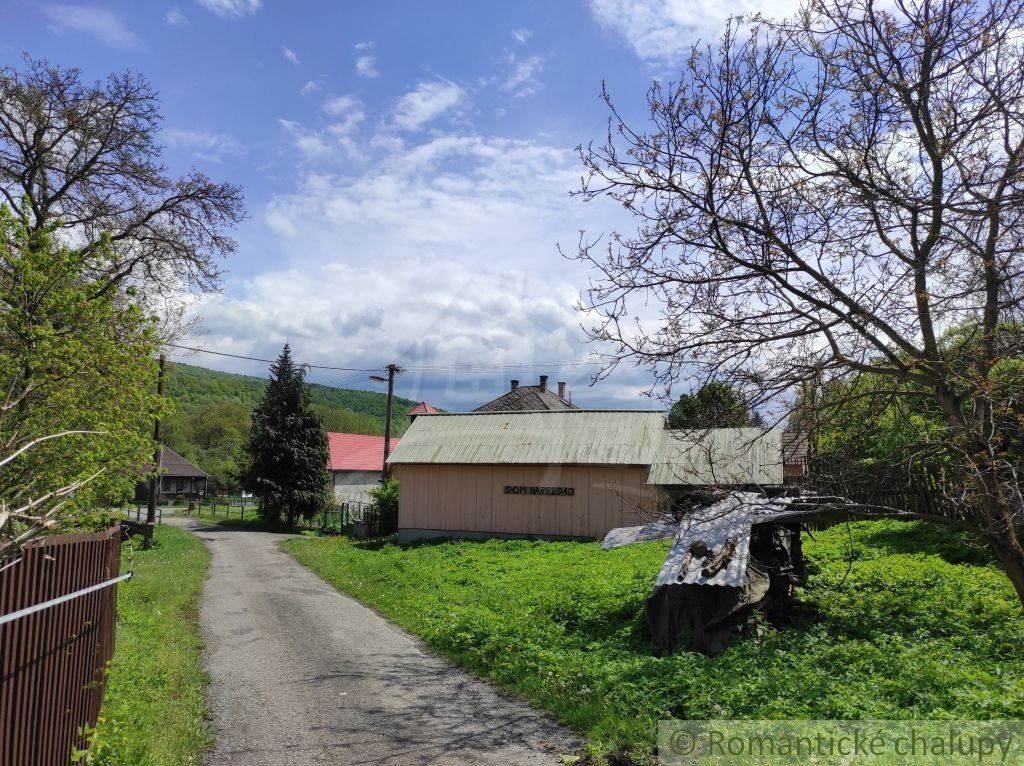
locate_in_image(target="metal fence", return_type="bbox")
[319,501,398,536]
[1,525,123,766]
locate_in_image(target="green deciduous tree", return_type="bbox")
[240,345,329,525]
[0,206,163,551]
[667,382,757,429]
[164,399,250,492]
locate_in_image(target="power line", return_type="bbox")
[165,342,606,374]
[165,343,379,372]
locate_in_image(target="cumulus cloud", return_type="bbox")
[165,128,243,163]
[42,5,142,49]
[195,0,260,19]
[587,0,801,62]
[355,55,379,78]
[300,80,321,95]
[282,46,299,64]
[186,133,648,407]
[165,8,189,25]
[511,27,532,44]
[353,43,379,78]
[392,80,465,131]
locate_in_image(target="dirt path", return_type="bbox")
[166,519,581,765]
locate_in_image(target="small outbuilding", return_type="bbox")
[387,410,784,543]
[136,446,209,502]
[328,432,399,504]
[407,401,439,422]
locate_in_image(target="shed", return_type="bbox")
[327,432,398,504]
[135,446,209,502]
[387,411,785,543]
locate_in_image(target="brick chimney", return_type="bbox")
[539,375,548,392]
[510,379,519,391]
[557,381,566,399]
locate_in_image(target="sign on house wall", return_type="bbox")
[503,485,575,496]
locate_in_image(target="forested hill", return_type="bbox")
[162,362,422,491]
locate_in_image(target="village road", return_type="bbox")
[165,518,581,765]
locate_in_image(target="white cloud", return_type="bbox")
[300,80,321,95]
[511,27,532,44]
[392,80,466,131]
[278,119,331,158]
[355,55,378,78]
[165,128,243,163]
[282,46,299,64]
[352,41,379,78]
[195,0,260,19]
[322,95,355,116]
[188,131,648,407]
[587,0,801,62]
[42,5,142,50]
[165,8,189,25]
[504,54,544,97]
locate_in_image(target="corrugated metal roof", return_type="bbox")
[328,432,398,472]
[387,410,666,466]
[654,492,794,588]
[601,519,678,549]
[647,428,783,486]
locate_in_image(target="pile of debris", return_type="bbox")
[602,491,830,655]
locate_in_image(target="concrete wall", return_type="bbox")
[394,464,658,541]
[332,470,380,504]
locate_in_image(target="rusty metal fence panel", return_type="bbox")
[1,525,122,766]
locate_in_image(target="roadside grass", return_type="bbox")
[185,508,284,531]
[87,524,211,765]
[282,520,1024,762]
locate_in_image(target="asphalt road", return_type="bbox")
[167,519,581,765]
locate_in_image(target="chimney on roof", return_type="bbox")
[539,375,548,392]
[511,379,519,391]
[557,381,566,399]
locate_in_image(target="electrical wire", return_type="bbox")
[165,342,605,374]
[165,343,379,372]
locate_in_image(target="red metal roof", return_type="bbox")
[407,401,438,416]
[327,432,399,472]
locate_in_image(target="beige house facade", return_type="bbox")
[388,411,784,543]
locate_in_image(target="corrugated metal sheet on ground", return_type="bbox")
[387,410,666,466]
[600,519,678,549]
[654,492,794,588]
[646,428,783,486]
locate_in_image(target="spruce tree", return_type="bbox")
[241,344,329,525]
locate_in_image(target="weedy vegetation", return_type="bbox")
[84,526,211,765]
[284,520,1024,761]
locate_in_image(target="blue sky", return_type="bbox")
[4,0,795,410]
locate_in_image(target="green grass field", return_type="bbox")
[87,524,211,765]
[283,520,1024,761]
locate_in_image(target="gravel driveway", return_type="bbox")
[167,519,581,765]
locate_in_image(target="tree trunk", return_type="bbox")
[989,537,1024,607]
[968,450,1024,608]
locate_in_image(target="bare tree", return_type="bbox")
[571,0,1024,602]
[0,56,245,300]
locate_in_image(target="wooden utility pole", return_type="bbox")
[371,364,402,483]
[144,354,166,549]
